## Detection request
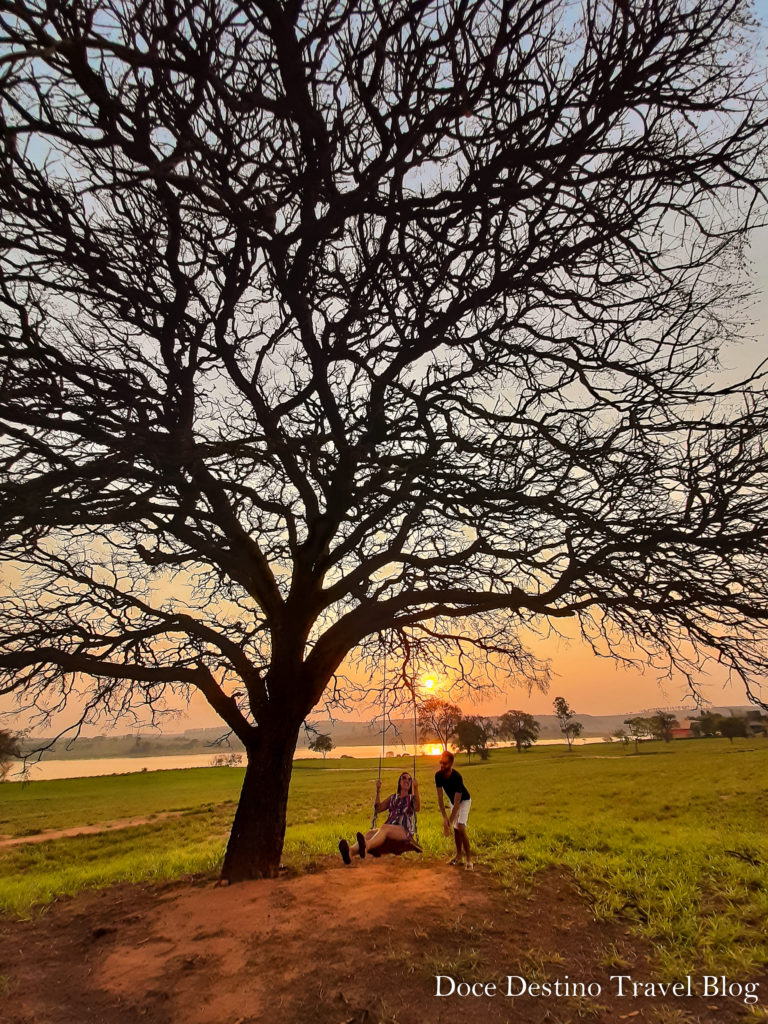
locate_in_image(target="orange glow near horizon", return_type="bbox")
[162,612,750,734]
[425,744,443,756]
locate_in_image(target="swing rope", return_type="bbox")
[370,646,420,844]
[371,649,387,828]
[409,671,421,839]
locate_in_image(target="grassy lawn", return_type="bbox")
[0,767,243,836]
[1,739,767,979]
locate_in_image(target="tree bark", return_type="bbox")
[221,719,300,882]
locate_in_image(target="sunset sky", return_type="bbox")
[3,233,766,738]
[171,621,750,733]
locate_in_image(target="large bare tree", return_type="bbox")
[1,0,767,879]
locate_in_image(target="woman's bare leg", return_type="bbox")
[349,828,378,857]
[364,824,408,853]
[341,825,406,862]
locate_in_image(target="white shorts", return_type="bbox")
[455,798,471,827]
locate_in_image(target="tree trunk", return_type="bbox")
[221,720,300,882]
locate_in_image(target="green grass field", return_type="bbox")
[2,739,767,979]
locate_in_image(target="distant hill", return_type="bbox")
[19,728,244,761]
[303,707,761,744]
[20,706,760,760]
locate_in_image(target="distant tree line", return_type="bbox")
[687,710,767,743]
[416,698,500,762]
[613,709,767,751]
[614,712,680,752]
[419,696,768,761]
[417,695,584,760]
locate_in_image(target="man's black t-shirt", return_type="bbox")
[435,768,470,803]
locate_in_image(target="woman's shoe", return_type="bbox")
[338,839,351,864]
[356,832,367,858]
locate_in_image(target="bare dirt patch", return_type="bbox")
[0,858,761,1024]
[0,812,185,848]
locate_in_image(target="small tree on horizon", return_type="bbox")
[563,720,583,748]
[498,710,541,752]
[452,716,496,763]
[649,711,679,743]
[719,716,749,744]
[416,698,463,753]
[474,717,497,761]
[624,716,653,753]
[553,697,583,752]
[694,714,723,738]
[308,734,334,759]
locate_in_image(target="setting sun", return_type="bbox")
[423,677,436,690]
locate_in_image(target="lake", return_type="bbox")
[10,737,605,781]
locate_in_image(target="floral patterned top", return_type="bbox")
[385,794,416,838]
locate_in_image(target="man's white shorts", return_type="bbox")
[455,798,471,827]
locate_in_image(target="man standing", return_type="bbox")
[435,750,473,869]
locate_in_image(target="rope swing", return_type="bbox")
[369,645,422,856]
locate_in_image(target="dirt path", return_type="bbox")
[0,812,185,848]
[0,858,761,1024]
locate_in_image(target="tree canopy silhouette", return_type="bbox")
[1,0,767,878]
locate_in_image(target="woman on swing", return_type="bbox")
[338,770,420,864]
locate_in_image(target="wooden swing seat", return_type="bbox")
[368,837,422,857]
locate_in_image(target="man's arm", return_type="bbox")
[436,785,446,816]
[437,785,451,835]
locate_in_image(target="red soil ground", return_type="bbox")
[0,857,762,1024]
